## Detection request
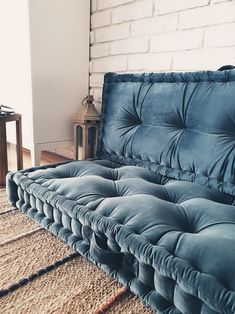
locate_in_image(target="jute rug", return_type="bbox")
[0,189,154,314]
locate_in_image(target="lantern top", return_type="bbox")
[72,95,100,124]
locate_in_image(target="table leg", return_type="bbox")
[0,121,8,186]
[16,116,23,170]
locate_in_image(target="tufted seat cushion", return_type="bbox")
[7,159,235,313]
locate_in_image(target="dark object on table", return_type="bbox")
[0,105,15,116]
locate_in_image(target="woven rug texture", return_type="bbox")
[0,189,154,314]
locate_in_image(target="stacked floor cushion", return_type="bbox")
[7,69,235,313]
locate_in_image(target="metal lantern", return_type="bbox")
[72,95,100,160]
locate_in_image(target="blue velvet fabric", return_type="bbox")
[98,70,235,196]
[7,69,235,314]
[7,160,235,313]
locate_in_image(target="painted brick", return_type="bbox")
[131,14,178,37]
[173,47,235,71]
[98,0,134,10]
[112,0,153,24]
[91,43,110,58]
[90,88,103,105]
[150,29,203,52]
[211,0,230,3]
[92,55,128,72]
[93,101,102,112]
[90,31,95,45]
[110,37,149,55]
[90,74,104,88]
[128,53,172,71]
[91,10,111,29]
[179,2,235,29]
[155,0,210,15]
[204,24,235,47]
[95,24,130,42]
[90,0,235,87]
[89,60,93,74]
[92,0,98,12]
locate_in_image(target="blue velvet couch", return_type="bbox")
[7,68,235,313]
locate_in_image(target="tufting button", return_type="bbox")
[129,113,142,126]
[133,121,142,127]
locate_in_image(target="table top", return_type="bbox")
[0,113,21,122]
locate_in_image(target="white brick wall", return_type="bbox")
[90,0,235,108]
[95,23,130,42]
[131,14,178,37]
[156,0,210,15]
[98,0,133,11]
[179,2,235,29]
[110,37,149,55]
[150,29,204,52]
[112,0,153,24]
[91,10,111,28]
[91,43,109,58]
[204,24,235,47]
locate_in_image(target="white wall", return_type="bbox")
[0,0,33,149]
[29,0,90,145]
[0,0,90,162]
[90,0,235,109]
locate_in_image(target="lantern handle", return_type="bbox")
[82,95,94,107]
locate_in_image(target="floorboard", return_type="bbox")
[7,143,71,171]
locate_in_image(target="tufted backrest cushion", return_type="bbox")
[98,70,235,196]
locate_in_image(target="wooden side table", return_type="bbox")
[0,113,23,186]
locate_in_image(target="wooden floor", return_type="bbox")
[7,144,71,171]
